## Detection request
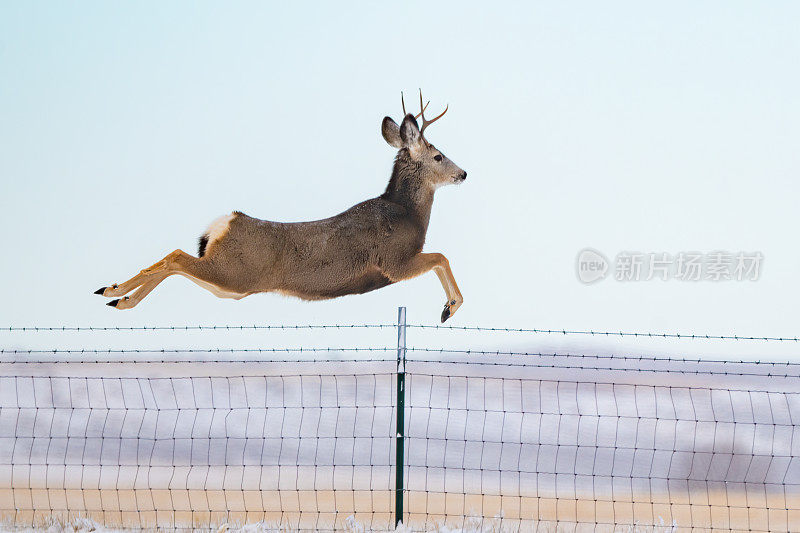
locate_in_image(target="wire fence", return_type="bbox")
[1,309,799,532]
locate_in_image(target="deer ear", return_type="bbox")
[399,114,421,147]
[381,117,403,148]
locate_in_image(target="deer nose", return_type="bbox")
[460,171,467,181]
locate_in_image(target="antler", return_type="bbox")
[418,89,448,139]
[401,91,428,119]
[400,90,448,142]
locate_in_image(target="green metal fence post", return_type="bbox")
[395,306,407,528]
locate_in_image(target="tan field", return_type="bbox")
[3,488,800,531]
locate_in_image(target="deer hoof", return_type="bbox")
[98,284,122,297]
[106,296,130,309]
[441,303,451,323]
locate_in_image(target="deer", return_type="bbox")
[95,92,467,322]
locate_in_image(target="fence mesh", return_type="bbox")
[0,368,397,531]
[402,371,799,532]
[1,320,798,531]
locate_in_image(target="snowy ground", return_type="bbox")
[1,515,680,532]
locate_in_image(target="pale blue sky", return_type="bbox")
[1,2,798,344]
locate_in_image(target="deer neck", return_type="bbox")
[382,154,435,230]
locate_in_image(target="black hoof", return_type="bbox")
[107,299,119,307]
[441,305,451,323]
[94,287,107,295]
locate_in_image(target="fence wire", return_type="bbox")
[1,321,798,532]
[4,323,799,342]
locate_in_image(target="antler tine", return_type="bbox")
[418,89,448,137]
[402,91,427,119]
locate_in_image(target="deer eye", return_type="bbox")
[434,154,442,162]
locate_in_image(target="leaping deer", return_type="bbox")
[95,92,467,322]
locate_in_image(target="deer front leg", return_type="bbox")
[386,253,463,322]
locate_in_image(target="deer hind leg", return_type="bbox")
[95,251,184,298]
[386,252,464,323]
[102,249,248,309]
[108,272,170,310]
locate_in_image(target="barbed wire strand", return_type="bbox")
[1,324,395,332]
[3,346,798,370]
[2,323,798,341]
[407,323,800,341]
[408,347,800,367]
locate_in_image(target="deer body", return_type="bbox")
[97,94,466,321]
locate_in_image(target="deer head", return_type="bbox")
[381,91,467,188]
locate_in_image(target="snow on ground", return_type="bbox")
[1,515,678,532]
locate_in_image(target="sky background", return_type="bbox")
[1,2,799,355]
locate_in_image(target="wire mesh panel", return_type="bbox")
[1,321,800,532]
[0,366,396,531]
[402,361,800,532]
